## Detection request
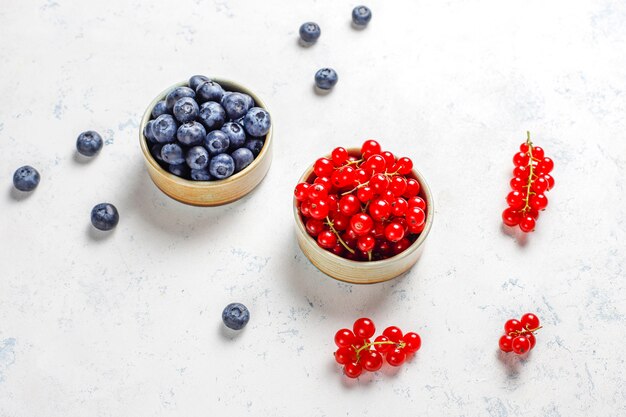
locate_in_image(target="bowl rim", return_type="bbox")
[293,148,434,269]
[139,78,273,187]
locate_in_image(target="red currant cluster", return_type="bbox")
[498,313,541,355]
[294,140,427,261]
[502,132,555,232]
[334,318,421,378]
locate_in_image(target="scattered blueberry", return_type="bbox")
[196,81,225,103]
[151,100,168,118]
[186,146,209,170]
[90,203,119,231]
[209,153,235,179]
[76,131,103,157]
[243,139,264,157]
[190,168,212,181]
[152,114,178,143]
[315,68,338,90]
[168,163,190,177]
[231,148,254,172]
[352,5,372,27]
[161,143,185,165]
[165,86,195,111]
[198,101,226,131]
[173,97,199,123]
[243,107,271,137]
[204,130,230,156]
[222,303,250,330]
[177,121,206,146]
[143,121,156,143]
[12,165,40,192]
[189,75,210,91]
[222,92,249,120]
[221,122,246,150]
[299,22,321,45]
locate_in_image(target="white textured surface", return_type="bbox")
[1,0,626,416]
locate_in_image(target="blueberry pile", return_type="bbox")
[143,75,271,181]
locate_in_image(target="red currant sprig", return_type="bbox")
[502,132,555,233]
[295,140,426,262]
[334,317,421,378]
[498,313,542,355]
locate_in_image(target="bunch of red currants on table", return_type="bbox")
[498,313,542,355]
[334,318,421,378]
[294,140,427,261]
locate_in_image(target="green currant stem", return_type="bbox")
[325,216,355,254]
[353,340,405,360]
[508,325,542,338]
[344,158,364,166]
[521,131,536,214]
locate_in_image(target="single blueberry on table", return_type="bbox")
[151,100,168,118]
[90,203,119,231]
[209,153,235,179]
[161,143,185,165]
[190,168,212,181]
[152,114,178,143]
[143,121,156,143]
[243,107,271,137]
[13,165,40,192]
[204,130,230,156]
[315,68,338,90]
[352,5,372,27]
[243,139,264,157]
[168,163,190,178]
[221,122,246,150]
[222,92,249,120]
[196,80,225,103]
[165,86,195,111]
[177,121,206,146]
[189,75,210,91]
[173,96,199,123]
[76,130,104,157]
[299,22,321,44]
[186,146,209,170]
[222,303,250,330]
[231,147,254,173]
[197,101,226,131]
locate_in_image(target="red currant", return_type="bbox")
[331,147,349,166]
[317,230,337,249]
[529,193,548,211]
[350,213,374,236]
[386,348,406,366]
[510,176,525,191]
[513,151,530,167]
[519,215,536,233]
[307,183,328,200]
[294,183,310,201]
[383,326,403,342]
[511,336,531,354]
[543,174,555,190]
[506,190,525,209]
[502,207,521,226]
[392,157,413,175]
[536,157,554,174]
[403,178,420,198]
[331,166,355,189]
[361,350,383,372]
[393,238,412,254]
[407,196,426,210]
[525,332,536,349]
[309,198,330,220]
[334,346,356,364]
[353,317,376,338]
[532,146,545,160]
[403,332,421,353]
[406,206,426,230]
[364,155,386,173]
[391,197,408,217]
[368,199,391,221]
[357,235,376,252]
[335,329,356,347]
[520,313,540,330]
[306,218,325,237]
[354,168,369,185]
[499,334,514,352]
[299,200,311,217]
[373,335,393,353]
[357,186,374,202]
[361,140,381,159]
[381,151,395,167]
[513,165,530,179]
[384,222,405,242]
[314,157,334,178]
[344,362,363,378]
[339,194,361,216]
[530,176,548,193]
[504,319,523,335]
[369,173,389,194]
[389,176,407,196]
[520,142,529,153]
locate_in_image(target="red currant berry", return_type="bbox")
[294,183,310,201]
[502,207,521,226]
[407,196,426,210]
[306,218,325,237]
[361,350,383,372]
[372,222,385,238]
[352,338,371,349]
[331,147,349,166]
[520,142,530,153]
[384,222,405,242]
[335,329,356,347]
[386,348,407,366]
[334,346,356,364]
[373,335,393,353]
[364,155,386,174]
[520,313,540,330]
[369,173,389,194]
[543,174,554,190]
[299,200,311,217]
[406,206,426,230]
[357,235,376,252]
[361,140,381,159]
[314,157,334,178]
[532,146,545,160]
[393,238,412,254]
[357,186,374,202]
[381,151,395,167]
[309,198,330,220]
[377,241,393,257]
[344,362,363,378]
[389,176,407,196]
[504,319,523,335]
[353,317,376,339]
[368,198,391,221]
[513,152,530,167]
[333,213,350,231]
[506,190,525,209]
[510,176,525,191]
[350,213,374,236]
[307,183,328,200]
[383,326,403,342]
[339,194,361,216]
[499,334,514,352]
[531,176,548,193]
[331,166,355,189]
[317,230,337,249]
[525,332,536,349]
[513,165,530,179]
[536,157,554,174]
[327,194,339,215]
[512,336,531,354]
[332,244,344,256]
[519,215,536,233]
[403,332,421,353]
[391,197,409,217]
[403,178,420,198]
[354,168,369,185]
[529,193,548,211]
[392,157,413,175]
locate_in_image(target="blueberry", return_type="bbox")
[189,75,210,91]
[91,203,119,231]
[168,163,190,178]
[165,86,195,111]
[352,5,372,27]
[299,22,321,44]
[173,96,199,123]
[222,302,250,330]
[143,121,157,143]
[231,147,254,172]
[243,139,264,157]
[209,153,235,179]
[177,121,206,146]
[186,146,209,170]
[315,68,338,90]
[196,81,225,103]
[150,144,164,162]
[151,100,168,118]
[241,93,255,110]
[12,165,40,192]
[243,107,271,137]
[76,130,104,157]
[222,92,249,120]
[197,102,226,131]
[221,122,246,150]
[152,114,178,143]
[204,130,230,156]
[190,168,212,181]
[161,143,185,165]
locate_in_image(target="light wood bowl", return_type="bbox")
[139,79,273,206]
[293,149,434,284]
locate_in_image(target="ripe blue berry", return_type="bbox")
[231,148,254,172]
[204,130,230,156]
[222,303,250,330]
[190,169,212,181]
[165,86,195,111]
[221,122,246,150]
[76,131,103,157]
[352,5,372,27]
[152,114,178,143]
[176,121,206,146]
[151,100,168,118]
[189,75,210,91]
[299,22,321,45]
[91,203,119,231]
[13,165,40,192]
[173,97,199,123]
[243,139,264,157]
[315,68,338,90]
[161,143,185,165]
[168,163,189,178]
[209,153,235,179]
[186,146,209,170]
[243,107,271,137]
[198,102,226,131]
[222,92,249,120]
[196,80,225,103]
[143,121,156,143]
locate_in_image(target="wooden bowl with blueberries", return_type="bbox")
[139,75,273,206]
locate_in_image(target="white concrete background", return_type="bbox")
[1,0,625,416]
